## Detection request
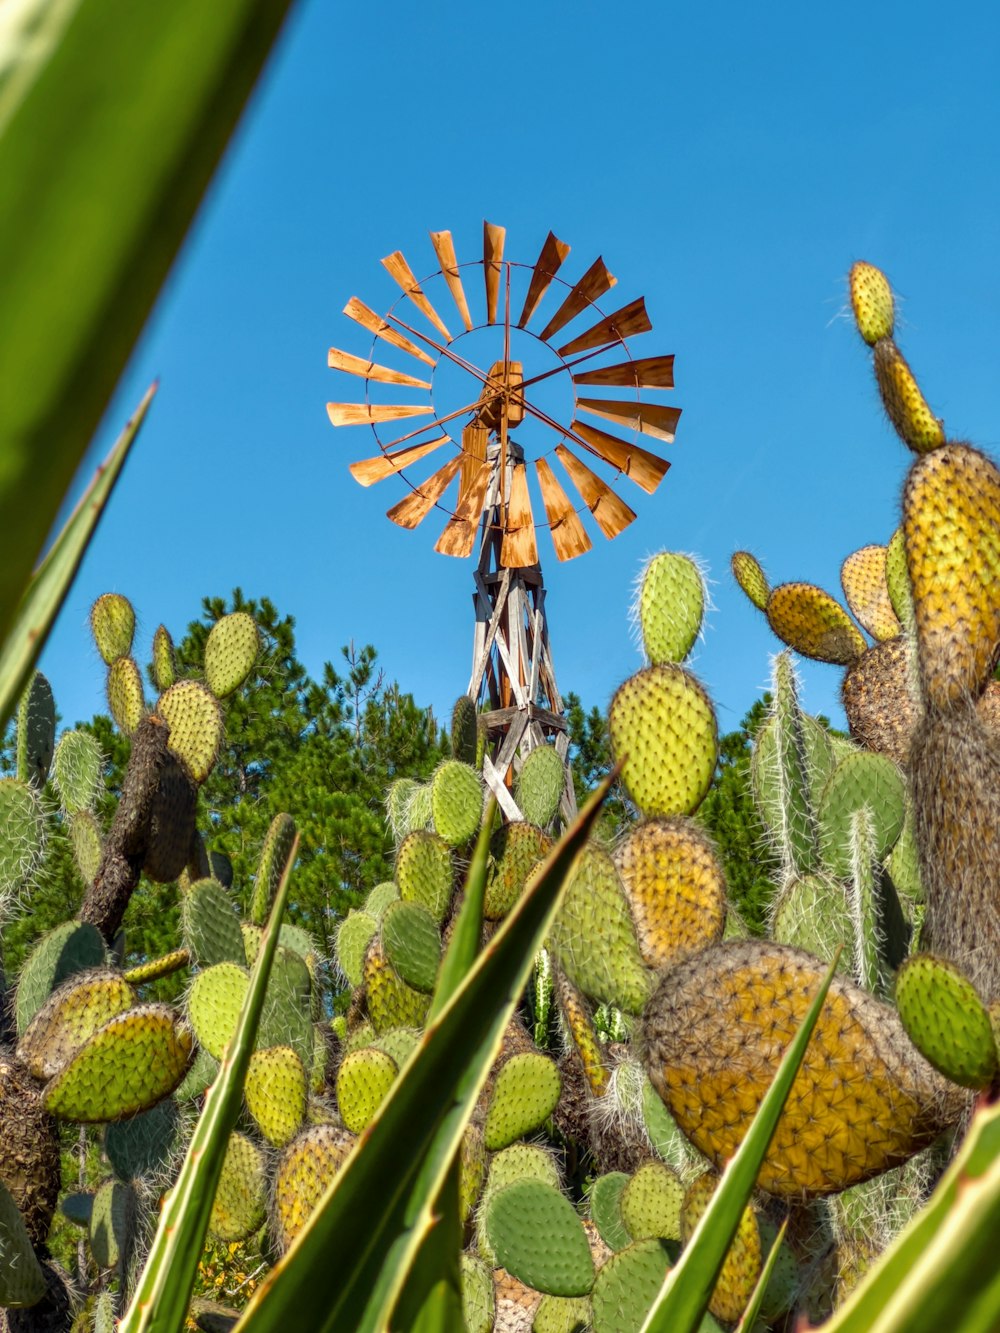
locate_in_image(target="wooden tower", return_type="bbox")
[326,223,681,823]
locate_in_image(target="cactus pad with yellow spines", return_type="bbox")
[204,611,260,699]
[681,1171,761,1324]
[272,1124,355,1252]
[395,829,453,922]
[895,953,998,1090]
[848,262,894,346]
[156,680,224,782]
[362,938,431,1032]
[614,818,727,970]
[245,1045,308,1145]
[840,545,900,642]
[731,550,770,611]
[873,338,945,453]
[643,941,962,1197]
[107,656,145,735]
[619,1162,684,1242]
[18,969,136,1080]
[484,1050,563,1151]
[336,1047,398,1133]
[209,1132,267,1242]
[903,443,1000,707]
[634,551,705,665]
[187,961,250,1059]
[609,665,718,818]
[766,583,866,665]
[151,623,177,692]
[90,593,136,666]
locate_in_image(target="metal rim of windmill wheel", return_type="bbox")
[326,222,682,567]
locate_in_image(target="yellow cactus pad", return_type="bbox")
[766,583,866,665]
[107,657,145,735]
[556,973,609,1098]
[903,443,1000,707]
[156,680,223,783]
[245,1046,308,1146]
[273,1124,355,1252]
[681,1172,761,1323]
[643,941,962,1197]
[841,636,917,766]
[840,545,901,642]
[848,262,894,346]
[18,970,135,1081]
[209,1132,267,1242]
[731,550,770,611]
[609,666,718,818]
[614,818,727,969]
[363,939,431,1033]
[873,338,945,453]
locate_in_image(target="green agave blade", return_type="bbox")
[235,779,612,1333]
[640,951,840,1333]
[0,384,153,730]
[119,832,300,1333]
[0,0,293,646]
[822,1097,1000,1333]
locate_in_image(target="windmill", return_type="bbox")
[327,223,681,823]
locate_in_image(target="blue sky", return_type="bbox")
[40,1,1000,744]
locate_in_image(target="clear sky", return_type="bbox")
[39,0,1000,744]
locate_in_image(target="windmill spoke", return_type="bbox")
[381,250,453,341]
[554,444,636,540]
[375,397,486,451]
[572,354,674,389]
[517,231,571,328]
[571,420,670,494]
[535,457,592,562]
[429,230,473,332]
[577,397,681,443]
[328,347,432,389]
[539,257,616,342]
[348,436,451,487]
[484,221,506,325]
[501,463,538,568]
[556,297,652,356]
[342,297,436,366]
[386,455,462,529]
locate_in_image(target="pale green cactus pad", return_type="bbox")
[151,624,177,692]
[817,751,906,880]
[476,1142,562,1266]
[731,550,770,611]
[620,1162,684,1241]
[245,1045,308,1145]
[0,776,47,896]
[183,877,246,966]
[250,812,298,925]
[364,881,400,920]
[204,611,259,698]
[337,1047,398,1133]
[209,1132,267,1242]
[430,759,483,846]
[156,680,223,782]
[395,829,453,921]
[486,1179,595,1298]
[588,1172,631,1251]
[590,1239,678,1333]
[484,1050,562,1151]
[516,745,566,828]
[90,593,136,664]
[335,909,377,988]
[187,962,250,1059]
[896,953,999,1089]
[634,551,704,665]
[533,1294,592,1333]
[107,656,145,734]
[69,809,103,885]
[18,968,136,1080]
[460,1253,495,1333]
[17,672,55,789]
[52,729,103,814]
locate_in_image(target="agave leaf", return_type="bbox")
[822,1097,1000,1333]
[119,832,300,1333]
[641,950,841,1333]
[0,0,294,646]
[0,384,154,731]
[235,776,613,1333]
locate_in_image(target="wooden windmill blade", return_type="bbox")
[577,397,681,443]
[328,347,432,389]
[539,257,616,342]
[458,422,489,508]
[349,435,450,487]
[573,355,674,389]
[535,457,592,562]
[381,250,453,341]
[483,222,506,325]
[571,420,670,494]
[327,402,434,427]
[435,458,491,557]
[554,443,636,540]
[557,297,652,356]
[386,455,462,529]
[342,297,436,367]
[500,463,539,568]
[517,231,571,328]
[429,230,473,332]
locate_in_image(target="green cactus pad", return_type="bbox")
[766,583,866,665]
[609,665,718,818]
[459,1121,488,1223]
[156,680,223,782]
[408,782,434,831]
[241,922,263,966]
[395,829,453,922]
[364,880,400,919]
[273,1124,356,1252]
[52,729,103,813]
[451,695,479,764]
[343,1019,375,1053]
[771,873,851,970]
[371,1026,420,1069]
[486,1179,595,1298]
[516,746,566,827]
[204,611,259,698]
[335,910,377,988]
[90,1178,134,1269]
[59,1192,93,1227]
[386,778,421,842]
[69,809,103,885]
[634,551,705,665]
[90,593,136,664]
[896,954,998,1089]
[486,822,551,920]
[460,1253,495,1333]
[183,877,246,966]
[640,1073,692,1170]
[886,802,924,904]
[533,1295,591,1333]
[757,1216,801,1320]
[874,337,945,453]
[151,624,177,692]
[14,920,106,1034]
[187,962,250,1059]
[548,843,652,1014]
[250,811,297,925]
[43,1003,193,1121]
[614,818,727,970]
[841,545,900,643]
[245,1045,308,1145]
[681,1172,761,1324]
[884,527,916,633]
[310,1022,330,1093]
[817,751,906,880]
[731,550,770,611]
[336,1047,399,1133]
[380,899,442,994]
[18,968,136,1080]
[105,1099,181,1180]
[0,776,46,896]
[430,760,483,846]
[849,261,894,345]
[16,671,55,789]
[107,655,145,734]
[123,947,191,985]
[590,1238,675,1333]
[209,1132,267,1242]
[589,1172,632,1251]
[489,1142,562,1197]
[484,1050,562,1151]
[0,1179,46,1307]
[620,1162,684,1241]
[258,946,313,1070]
[174,1045,219,1101]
